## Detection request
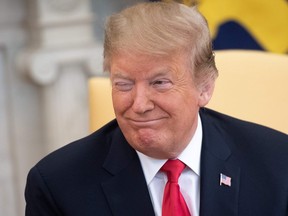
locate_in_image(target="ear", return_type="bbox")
[198,80,215,107]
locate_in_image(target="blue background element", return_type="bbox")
[213,21,264,51]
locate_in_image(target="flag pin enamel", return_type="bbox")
[220,173,232,187]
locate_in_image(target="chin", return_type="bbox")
[137,147,180,159]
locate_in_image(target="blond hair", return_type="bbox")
[103,2,218,86]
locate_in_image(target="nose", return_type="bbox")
[132,84,154,114]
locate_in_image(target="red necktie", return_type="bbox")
[161,159,191,216]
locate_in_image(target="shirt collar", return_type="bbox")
[137,114,203,185]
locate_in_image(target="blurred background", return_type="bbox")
[0,0,287,215]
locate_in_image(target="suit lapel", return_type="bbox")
[199,109,241,216]
[101,109,241,215]
[101,128,155,216]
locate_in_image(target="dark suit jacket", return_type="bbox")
[25,108,288,216]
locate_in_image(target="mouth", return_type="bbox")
[128,118,167,127]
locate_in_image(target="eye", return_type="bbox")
[151,79,172,90]
[113,81,133,91]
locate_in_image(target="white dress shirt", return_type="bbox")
[137,115,202,216]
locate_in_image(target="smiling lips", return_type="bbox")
[128,117,167,127]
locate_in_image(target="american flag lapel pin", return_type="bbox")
[220,173,232,187]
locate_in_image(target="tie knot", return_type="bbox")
[161,159,186,183]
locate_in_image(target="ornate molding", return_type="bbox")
[19,0,102,85]
[18,46,103,85]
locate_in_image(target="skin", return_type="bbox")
[110,52,214,159]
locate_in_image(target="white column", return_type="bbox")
[19,0,103,153]
[0,0,30,215]
[0,48,17,216]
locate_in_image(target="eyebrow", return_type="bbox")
[110,72,131,80]
[149,70,172,80]
[111,68,172,81]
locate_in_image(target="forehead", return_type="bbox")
[110,52,188,78]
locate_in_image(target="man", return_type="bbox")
[25,2,288,216]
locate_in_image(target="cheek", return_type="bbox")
[165,91,200,123]
[112,91,131,114]
[167,89,200,111]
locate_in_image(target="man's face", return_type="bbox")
[110,52,210,159]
